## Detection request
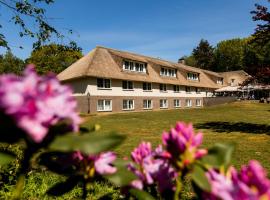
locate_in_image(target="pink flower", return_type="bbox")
[128,142,176,193]
[204,161,270,200]
[162,122,207,169]
[0,66,81,143]
[72,151,117,176]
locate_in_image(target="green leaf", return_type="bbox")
[191,165,211,192]
[129,189,155,200]
[202,143,235,170]
[0,152,15,166]
[105,159,136,187]
[47,176,81,196]
[49,132,125,155]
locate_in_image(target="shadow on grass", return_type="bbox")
[195,122,270,135]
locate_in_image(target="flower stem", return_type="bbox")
[174,173,183,200]
[82,180,87,199]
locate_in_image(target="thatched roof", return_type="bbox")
[219,70,250,86]
[57,46,224,89]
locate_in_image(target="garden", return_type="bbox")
[0,67,269,199]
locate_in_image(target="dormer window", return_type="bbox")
[187,72,199,81]
[123,60,146,73]
[217,78,223,85]
[160,67,177,78]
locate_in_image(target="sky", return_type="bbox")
[0,0,261,62]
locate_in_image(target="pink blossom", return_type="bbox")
[0,66,81,143]
[72,151,117,175]
[162,122,207,169]
[204,161,270,200]
[128,142,176,193]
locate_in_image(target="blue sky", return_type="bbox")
[0,0,260,62]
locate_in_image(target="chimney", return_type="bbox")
[178,58,185,65]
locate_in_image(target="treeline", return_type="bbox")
[0,42,83,75]
[181,37,270,73]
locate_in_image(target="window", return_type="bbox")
[196,99,202,107]
[173,85,180,93]
[97,78,111,89]
[196,87,201,94]
[123,100,134,110]
[143,82,152,91]
[160,84,167,92]
[185,86,191,93]
[143,99,152,109]
[97,100,112,111]
[230,79,235,86]
[122,81,134,90]
[185,99,192,107]
[217,78,223,85]
[187,72,199,81]
[160,99,168,108]
[123,60,146,73]
[160,67,177,77]
[174,99,181,108]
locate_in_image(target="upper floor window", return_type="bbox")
[187,72,199,81]
[160,67,177,77]
[217,78,223,85]
[123,60,146,73]
[185,86,191,93]
[160,84,167,92]
[143,82,152,91]
[122,80,134,90]
[173,85,180,93]
[196,87,201,94]
[230,79,235,86]
[97,78,111,89]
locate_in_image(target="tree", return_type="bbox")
[251,0,270,46]
[214,38,246,72]
[0,51,25,74]
[26,43,83,74]
[0,0,75,49]
[192,39,215,70]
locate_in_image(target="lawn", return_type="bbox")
[84,101,270,171]
[1,101,270,199]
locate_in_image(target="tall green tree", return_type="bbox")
[214,38,246,72]
[26,43,83,74]
[0,51,25,74]
[192,39,215,70]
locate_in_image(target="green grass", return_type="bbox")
[84,101,270,171]
[1,101,270,199]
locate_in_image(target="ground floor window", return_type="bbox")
[160,99,168,108]
[196,99,202,107]
[185,99,192,107]
[123,99,134,110]
[174,99,181,108]
[97,99,112,111]
[143,99,152,109]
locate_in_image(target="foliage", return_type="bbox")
[0,51,25,74]
[26,43,82,74]
[251,0,270,46]
[0,0,76,49]
[191,39,215,70]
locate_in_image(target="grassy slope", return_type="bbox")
[85,101,270,171]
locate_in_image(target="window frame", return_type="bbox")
[174,99,181,108]
[160,67,177,78]
[160,84,167,92]
[160,99,168,109]
[185,86,191,93]
[185,99,192,107]
[187,72,199,81]
[173,85,180,93]
[196,99,202,107]
[97,78,111,89]
[122,99,135,110]
[122,80,134,90]
[97,99,112,112]
[143,99,152,110]
[123,60,147,73]
[142,82,152,91]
